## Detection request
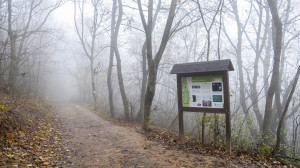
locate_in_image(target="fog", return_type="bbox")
[44,1,79,103]
[0,0,299,159]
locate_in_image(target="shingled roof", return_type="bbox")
[170,59,234,74]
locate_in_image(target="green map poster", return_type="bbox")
[181,76,224,109]
[182,77,190,107]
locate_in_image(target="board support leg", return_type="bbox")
[178,110,184,144]
[225,110,231,155]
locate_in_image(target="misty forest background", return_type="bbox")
[0,0,299,159]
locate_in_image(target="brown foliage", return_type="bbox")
[140,126,295,167]
[0,92,65,167]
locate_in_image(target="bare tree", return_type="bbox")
[223,0,255,134]
[243,0,270,131]
[4,0,64,94]
[273,65,300,154]
[114,0,131,120]
[137,0,177,130]
[194,0,222,61]
[107,0,117,117]
[74,0,108,110]
[136,0,162,122]
[262,0,283,139]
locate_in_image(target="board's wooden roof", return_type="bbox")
[170,59,234,74]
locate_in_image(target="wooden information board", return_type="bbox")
[170,59,234,154]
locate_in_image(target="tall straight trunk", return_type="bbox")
[90,1,99,110]
[262,0,282,137]
[142,62,157,129]
[263,26,272,97]
[107,0,117,117]
[35,53,41,97]
[115,47,130,119]
[7,39,17,94]
[136,42,148,122]
[90,59,98,110]
[272,0,291,133]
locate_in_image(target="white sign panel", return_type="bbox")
[181,76,224,109]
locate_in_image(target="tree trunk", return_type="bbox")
[114,0,130,120]
[136,0,160,122]
[138,0,177,130]
[142,62,157,129]
[115,47,130,119]
[107,0,117,117]
[231,0,248,117]
[262,0,282,139]
[263,25,272,98]
[7,0,18,94]
[249,1,269,131]
[136,42,148,122]
[270,0,291,138]
[90,59,98,110]
[273,65,300,155]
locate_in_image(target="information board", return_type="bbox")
[181,75,224,109]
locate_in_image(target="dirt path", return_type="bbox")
[56,104,237,168]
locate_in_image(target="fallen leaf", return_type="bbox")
[43,162,49,165]
[7,154,14,158]
[7,133,14,144]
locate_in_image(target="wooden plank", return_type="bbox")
[181,107,226,113]
[170,59,234,74]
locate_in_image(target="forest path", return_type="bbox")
[56,104,236,168]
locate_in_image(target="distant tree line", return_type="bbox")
[0,0,64,96]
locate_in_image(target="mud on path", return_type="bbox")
[56,104,237,168]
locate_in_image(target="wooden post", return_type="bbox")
[178,110,184,144]
[225,110,231,154]
[224,71,231,155]
[177,74,184,144]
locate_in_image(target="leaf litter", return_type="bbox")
[93,108,295,167]
[0,92,66,167]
